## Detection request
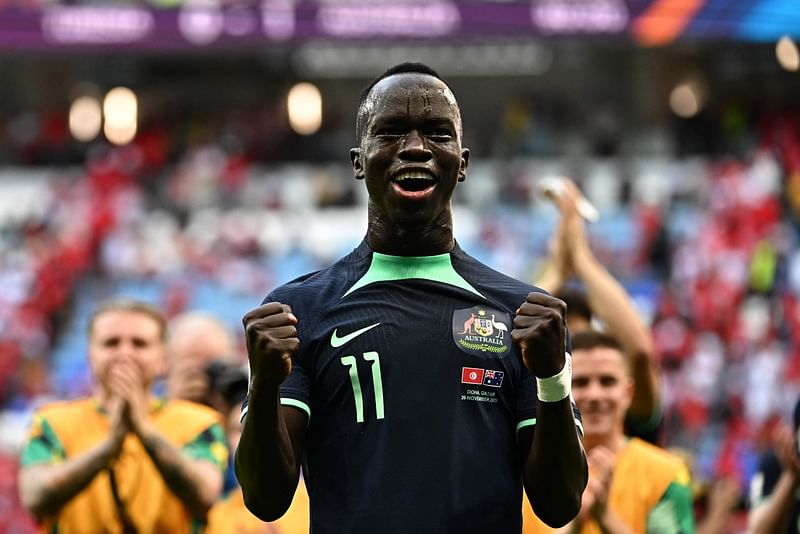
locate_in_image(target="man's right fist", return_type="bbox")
[242,302,299,388]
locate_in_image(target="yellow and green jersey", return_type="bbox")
[524,438,695,534]
[20,397,228,534]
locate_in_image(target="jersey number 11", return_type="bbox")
[340,352,385,423]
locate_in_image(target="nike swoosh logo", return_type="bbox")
[330,322,381,348]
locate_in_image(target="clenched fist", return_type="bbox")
[511,292,567,378]
[242,302,300,389]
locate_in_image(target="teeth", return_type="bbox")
[395,171,434,182]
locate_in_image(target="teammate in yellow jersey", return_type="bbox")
[535,177,661,442]
[18,298,227,533]
[524,331,694,534]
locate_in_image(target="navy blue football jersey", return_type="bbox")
[242,240,582,533]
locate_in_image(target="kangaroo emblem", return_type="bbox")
[458,313,476,335]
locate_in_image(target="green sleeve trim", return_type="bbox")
[21,416,67,467]
[240,398,311,427]
[281,398,311,423]
[647,480,696,534]
[516,418,537,432]
[181,423,228,471]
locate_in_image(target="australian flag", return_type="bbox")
[483,369,504,387]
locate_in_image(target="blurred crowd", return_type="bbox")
[1,106,800,530]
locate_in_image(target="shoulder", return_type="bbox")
[263,244,372,322]
[33,397,95,422]
[160,399,222,425]
[156,399,225,442]
[26,398,95,440]
[265,244,371,313]
[451,245,544,301]
[627,438,687,477]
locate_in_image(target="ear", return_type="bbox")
[458,148,470,182]
[350,148,364,180]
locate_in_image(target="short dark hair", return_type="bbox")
[355,62,457,143]
[88,297,167,341]
[556,289,593,325]
[570,330,623,354]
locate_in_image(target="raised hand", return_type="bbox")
[106,395,130,460]
[773,423,800,476]
[108,358,149,435]
[511,292,567,378]
[586,445,616,517]
[242,302,300,389]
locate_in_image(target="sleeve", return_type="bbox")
[278,356,312,422]
[239,358,311,425]
[749,453,782,507]
[240,289,312,425]
[20,412,67,467]
[646,464,696,534]
[181,422,229,472]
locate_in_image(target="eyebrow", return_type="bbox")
[369,115,457,130]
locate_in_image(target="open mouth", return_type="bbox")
[393,171,436,193]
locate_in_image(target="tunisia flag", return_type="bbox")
[461,367,484,385]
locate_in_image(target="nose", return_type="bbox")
[398,130,432,161]
[583,379,606,400]
[113,340,136,359]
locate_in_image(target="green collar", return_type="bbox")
[343,250,484,299]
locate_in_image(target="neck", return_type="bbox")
[366,204,455,256]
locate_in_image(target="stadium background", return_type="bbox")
[1,0,800,531]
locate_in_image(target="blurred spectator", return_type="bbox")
[696,477,743,534]
[672,447,744,534]
[535,178,661,442]
[167,312,238,406]
[166,313,311,532]
[748,398,800,534]
[523,331,694,533]
[17,298,226,532]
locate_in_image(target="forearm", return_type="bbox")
[137,424,221,520]
[750,472,799,534]
[628,351,660,421]
[19,441,115,519]
[573,251,659,417]
[572,252,654,358]
[524,399,587,527]
[235,385,302,521]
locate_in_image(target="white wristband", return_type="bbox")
[536,353,572,402]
